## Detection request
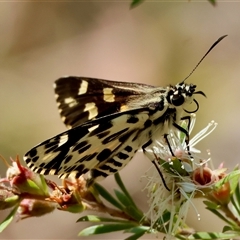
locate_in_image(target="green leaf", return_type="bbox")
[131,0,216,8]
[214,170,240,191]
[125,205,144,222]
[230,194,240,216]
[79,223,137,236]
[114,189,132,207]
[228,174,240,195]
[63,203,85,213]
[155,210,171,225]
[3,195,19,203]
[152,210,171,233]
[175,235,188,240]
[203,200,219,209]
[77,215,132,223]
[0,204,19,232]
[16,176,48,197]
[130,0,217,8]
[222,225,235,232]
[231,183,240,216]
[130,0,144,9]
[114,173,138,209]
[0,195,20,210]
[124,232,145,240]
[125,225,150,233]
[234,183,240,202]
[39,175,49,196]
[124,226,150,240]
[208,0,216,6]
[113,190,144,221]
[21,179,41,194]
[159,158,188,176]
[93,183,124,211]
[187,231,239,239]
[205,207,235,226]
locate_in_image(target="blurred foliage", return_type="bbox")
[131,0,216,8]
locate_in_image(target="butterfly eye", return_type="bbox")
[171,94,185,106]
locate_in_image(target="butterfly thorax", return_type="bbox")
[137,82,198,144]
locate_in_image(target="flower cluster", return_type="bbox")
[1,114,240,239]
[0,156,141,235]
[142,114,234,238]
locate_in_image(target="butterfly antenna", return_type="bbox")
[182,35,227,82]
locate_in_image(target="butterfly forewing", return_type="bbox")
[54,77,156,128]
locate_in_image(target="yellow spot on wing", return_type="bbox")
[120,105,129,111]
[78,80,88,95]
[88,124,99,132]
[64,97,77,108]
[58,134,69,147]
[49,169,56,175]
[84,102,98,119]
[103,88,115,102]
[84,102,95,111]
[42,152,59,162]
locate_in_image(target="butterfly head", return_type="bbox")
[167,82,206,113]
[165,35,227,113]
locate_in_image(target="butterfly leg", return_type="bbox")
[173,122,189,143]
[163,134,175,156]
[173,116,194,161]
[142,140,170,191]
[175,115,192,152]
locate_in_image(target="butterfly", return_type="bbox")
[24,35,226,186]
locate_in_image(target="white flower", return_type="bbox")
[143,114,218,237]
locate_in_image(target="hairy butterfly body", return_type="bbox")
[24,36,226,185]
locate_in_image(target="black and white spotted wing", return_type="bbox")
[24,36,227,184]
[24,106,153,184]
[54,77,156,129]
[24,78,203,183]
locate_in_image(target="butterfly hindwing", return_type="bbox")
[54,77,156,128]
[24,107,151,180]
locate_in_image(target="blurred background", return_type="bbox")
[0,1,240,239]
